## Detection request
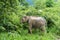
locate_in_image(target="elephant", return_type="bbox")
[21,16,47,34]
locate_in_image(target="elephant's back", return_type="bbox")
[30,16,46,22]
[29,16,46,26]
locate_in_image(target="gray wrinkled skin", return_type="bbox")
[21,16,47,34]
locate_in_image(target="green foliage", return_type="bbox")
[0,0,21,31]
[0,0,60,40]
[3,13,20,31]
[0,26,6,32]
[19,0,29,6]
[46,0,54,7]
[39,7,60,36]
[33,0,55,9]
[33,0,46,9]
[0,33,56,40]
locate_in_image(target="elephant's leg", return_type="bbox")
[40,25,46,35]
[28,23,32,34]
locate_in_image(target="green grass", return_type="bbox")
[0,32,56,40]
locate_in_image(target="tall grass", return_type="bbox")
[0,32,56,40]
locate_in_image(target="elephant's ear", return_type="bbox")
[27,18,29,23]
[26,16,30,23]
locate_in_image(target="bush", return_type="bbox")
[2,12,21,31]
[40,7,60,35]
[46,0,54,7]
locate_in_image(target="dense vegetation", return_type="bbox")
[0,0,60,40]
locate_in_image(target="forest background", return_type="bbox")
[0,0,60,40]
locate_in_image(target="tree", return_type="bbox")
[0,0,21,31]
[19,0,29,7]
[33,0,46,9]
[46,0,54,7]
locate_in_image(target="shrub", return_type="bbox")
[2,12,20,31]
